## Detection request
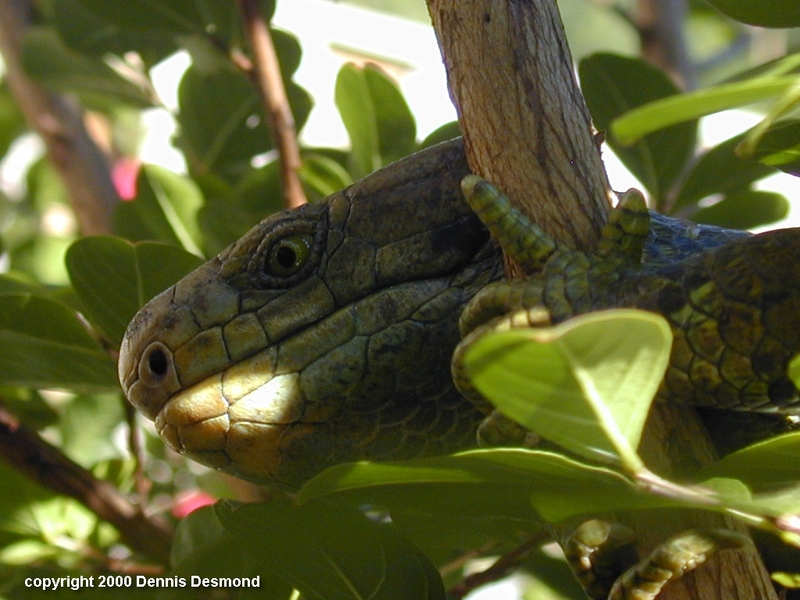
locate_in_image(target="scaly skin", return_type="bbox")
[454,175,800,418]
[608,529,751,600]
[117,139,796,490]
[118,141,498,487]
[454,175,798,600]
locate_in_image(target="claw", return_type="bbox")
[595,189,650,268]
[563,520,638,600]
[608,528,751,600]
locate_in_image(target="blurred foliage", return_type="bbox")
[0,0,799,599]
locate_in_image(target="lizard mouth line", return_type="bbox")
[134,257,488,408]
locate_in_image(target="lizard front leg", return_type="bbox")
[452,176,758,599]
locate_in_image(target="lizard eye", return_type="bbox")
[266,233,313,277]
[245,213,325,290]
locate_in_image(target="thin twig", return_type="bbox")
[439,540,503,579]
[0,0,119,235]
[124,398,151,504]
[446,534,547,600]
[0,403,173,563]
[236,0,306,209]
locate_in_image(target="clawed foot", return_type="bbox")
[564,520,750,600]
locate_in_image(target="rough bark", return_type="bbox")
[428,0,611,263]
[426,1,777,599]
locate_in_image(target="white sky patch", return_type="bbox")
[137,0,798,230]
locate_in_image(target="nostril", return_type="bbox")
[147,347,169,377]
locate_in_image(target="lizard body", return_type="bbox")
[118,139,799,490]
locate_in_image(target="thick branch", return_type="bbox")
[236,0,306,209]
[426,1,777,599]
[0,0,118,236]
[0,404,173,563]
[429,0,611,263]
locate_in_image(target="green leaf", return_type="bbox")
[52,0,275,68]
[21,27,154,108]
[747,119,800,177]
[690,190,788,229]
[379,490,539,566]
[168,507,293,600]
[196,162,287,253]
[335,63,417,179]
[70,0,217,35]
[463,310,672,470]
[66,236,203,346]
[419,121,461,149]
[773,572,800,588]
[216,499,445,600]
[232,162,289,217]
[299,449,680,524]
[611,75,799,145]
[579,53,696,201]
[702,0,800,28]
[674,132,776,210]
[737,82,800,161]
[0,387,59,430]
[0,273,47,297]
[364,65,417,163]
[790,354,800,388]
[699,431,800,489]
[0,82,27,159]
[71,0,275,41]
[747,484,800,520]
[177,65,269,179]
[299,153,354,200]
[114,165,204,255]
[0,540,58,565]
[195,178,251,256]
[177,56,311,181]
[51,0,176,66]
[0,294,118,391]
[60,394,126,468]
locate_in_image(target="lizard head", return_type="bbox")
[117,142,501,488]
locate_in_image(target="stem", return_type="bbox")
[0,403,173,563]
[636,0,696,89]
[447,534,547,600]
[0,0,118,235]
[125,399,151,504]
[236,0,306,209]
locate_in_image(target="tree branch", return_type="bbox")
[426,1,777,598]
[428,0,611,267]
[0,0,119,236]
[236,0,306,209]
[636,0,696,89]
[0,403,173,563]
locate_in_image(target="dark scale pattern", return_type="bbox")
[456,176,800,420]
[120,139,800,490]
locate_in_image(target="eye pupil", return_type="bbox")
[265,233,313,278]
[275,245,297,269]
